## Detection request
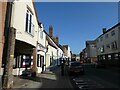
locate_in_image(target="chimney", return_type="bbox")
[55,36,59,44]
[102,28,106,34]
[49,25,53,38]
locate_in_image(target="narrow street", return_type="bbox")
[69,64,120,89]
[11,66,74,90]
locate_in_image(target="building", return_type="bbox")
[96,23,120,67]
[1,0,39,77]
[71,54,80,61]
[37,22,47,73]
[76,54,80,61]
[85,40,97,63]
[45,25,63,69]
[62,45,71,64]
[80,48,87,63]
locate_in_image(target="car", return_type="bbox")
[91,61,106,68]
[21,68,36,77]
[96,61,106,68]
[91,61,98,68]
[68,61,85,75]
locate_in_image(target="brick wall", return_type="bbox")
[0,2,7,68]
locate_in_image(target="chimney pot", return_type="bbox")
[102,28,106,34]
[49,25,53,38]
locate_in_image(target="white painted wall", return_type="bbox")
[12,1,38,47]
[68,46,71,58]
[37,24,46,47]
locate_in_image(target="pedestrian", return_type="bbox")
[61,59,65,76]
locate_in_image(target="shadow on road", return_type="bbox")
[17,66,73,89]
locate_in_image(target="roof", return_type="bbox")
[44,30,63,52]
[96,22,120,39]
[86,40,96,45]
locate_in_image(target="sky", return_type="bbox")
[34,2,118,54]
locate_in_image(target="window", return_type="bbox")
[111,30,115,36]
[103,55,105,60]
[96,39,99,43]
[106,44,110,49]
[114,54,118,60]
[40,31,43,39]
[105,34,109,38]
[108,55,111,60]
[25,8,34,35]
[100,46,104,53]
[111,41,117,50]
[100,36,103,41]
[37,55,44,67]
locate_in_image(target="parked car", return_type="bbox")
[91,61,98,68]
[68,61,85,75]
[91,61,106,68]
[96,61,106,68]
[21,68,36,77]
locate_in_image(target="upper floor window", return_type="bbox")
[111,30,115,36]
[111,41,117,50]
[40,31,43,39]
[96,39,99,43]
[25,8,34,36]
[100,45,104,53]
[106,44,110,49]
[100,36,103,41]
[105,34,109,39]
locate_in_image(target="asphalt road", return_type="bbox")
[69,64,120,90]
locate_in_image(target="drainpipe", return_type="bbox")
[2,1,16,89]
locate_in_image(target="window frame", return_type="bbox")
[25,7,34,36]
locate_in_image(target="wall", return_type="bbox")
[12,1,38,47]
[96,26,119,55]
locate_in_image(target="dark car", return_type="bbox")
[21,68,36,77]
[91,61,106,68]
[68,61,85,75]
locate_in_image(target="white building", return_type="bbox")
[62,45,71,63]
[45,32,58,69]
[37,23,46,73]
[4,0,39,75]
[44,25,63,69]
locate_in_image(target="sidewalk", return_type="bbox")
[10,66,73,89]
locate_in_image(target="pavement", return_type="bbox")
[10,66,74,89]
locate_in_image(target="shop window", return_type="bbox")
[114,54,118,60]
[108,55,111,60]
[103,55,105,60]
[21,55,32,68]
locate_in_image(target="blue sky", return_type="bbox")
[34,2,118,54]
